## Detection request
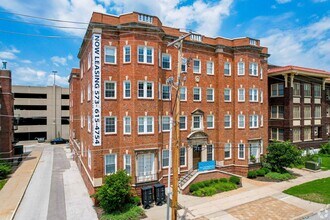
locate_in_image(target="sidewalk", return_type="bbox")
[0,148,43,220]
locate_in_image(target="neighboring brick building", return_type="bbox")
[69,11,269,195]
[0,68,14,158]
[268,65,330,149]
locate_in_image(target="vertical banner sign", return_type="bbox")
[92,33,101,146]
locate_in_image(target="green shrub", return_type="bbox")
[100,205,144,220]
[320,143,330,155]
[256,169,266,177]
[192,189,204,197]
[130,196,141,206]
[204,179,213,187]
[260,167,270,174]
[214,182,237,192]
[189,183,199,192]
[219,178,228,183]
[203,187,217,196]
[247,170,257,178]
[0,163,11,179]
[229,176,240,185]
[265,172,293,181]
[93,170,133,214]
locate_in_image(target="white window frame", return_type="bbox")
[123,116,131,135]
[207,115,214,129]
[224,143,232,159]
[104,154,117,175]
[105,116,117,134]
[137,46,154,64]
[224,114,232,128]
[293,83,300,96]
[249,88,258,102]
[87,149,91,169]
[193,59,201,74]
[238,114,245,129]
[249,115,259,128]
[192,115,202,130]
[162,84,171,100]
[179,115,187,130]
[162,53,171,70]
[123,45,131,63]
[104,46,117,64]
[271,105,284,119]
[206,88,214,102]
[87,52,91,70]
[104,81,117,99]
[87,115,91,133]
[180,87,187,101]
[238,88,245,102]
[123,154,131,175]
[137,81,154,99]
[193,87,201,102]
[206,61,214,75]
[162,149,169,168]
[87,84,91,101]
[271,83,284,97]
[249,62,258,76]
[314,84,321,98]
[180,147,186,167]
[138,116,154,134]
[224,62,231,76]
[206,145,214,161]
[162,116,171,132]
[314,105,321,118]
[123,80,131,99]
[181,58,187,72]
[238,143,245,159]
[224,88,231,102]
[238,62,245,75]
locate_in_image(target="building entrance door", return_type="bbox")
[193,145,202,169]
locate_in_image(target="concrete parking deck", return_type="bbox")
[0,149,42,220]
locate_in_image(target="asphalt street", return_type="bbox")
[14,143,97,220]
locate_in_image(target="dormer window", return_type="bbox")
[190,34,202,42]
[249,39,257,46]
[138,14,153,23]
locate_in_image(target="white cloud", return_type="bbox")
[276,0,291,3]
[20,59,32,64]
[51,56,67,66]
[67,54,73,60]
[0,47,20,60]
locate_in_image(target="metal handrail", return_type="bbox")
[179,168,195,186]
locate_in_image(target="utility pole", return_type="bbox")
[167,32,191,220]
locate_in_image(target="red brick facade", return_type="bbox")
[69,12,269,194]
[0,70,14,158]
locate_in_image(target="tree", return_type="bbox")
[266,141,302,173]
[93,170,132,213]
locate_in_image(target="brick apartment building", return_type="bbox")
[0,67,14,158]
[69,12,269,194]
[268,65,330,149]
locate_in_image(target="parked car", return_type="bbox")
[50,138,69,145]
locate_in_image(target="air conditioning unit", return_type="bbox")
[216,160,224,167]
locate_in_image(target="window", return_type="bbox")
[162,150,169,167]
[206,88,214,102]
[304,106,311,118]
[260,68,263,79]
[105,46,116,64]
[87,84,91,101]
[224,143,231,159]
[304,127,312,140]
[193,59,201,73]
[238,88,245,102]
[162,116,170,132]
[207,145,214,161]
[80,115,83,128]
[190,34,202,42]
[250,39,257,45]
[123,45,131,63]
[224,114,231,128]
[162,85,171,100]
[260,90,263,103]
[224,62,231,76]
[180,148,186,166]
[180,87,187,101]
[87,116,91,133]
[249,115,259,128]
[88,52,91,69]
[249,89,258,102]
[138,81,153,99]
[304,84,311,97]
[104,81,116,99]
[315,105,321,118]
[138,14,153,23]
[207,115,214,129]
[271,128,284,141]
[192,115,202,129]
[193,87,201,101]
[224,88,231,102]
[124,154,131,175]
[80,91,83,104]
[138,116,154,134]
[138,46,153,64]
[293,128,301,142]
[238,143,245,159]
[105,116,117,134]
[238,114,245,128]
[207,61,214,75]
[293,83,300,96]
[238,62,245,75]
[293,106,301,119]
[123,81,131,99]
[315,126,322,138]
[260,115,263,127]
[181,58,187,72]
[136,153,155,183]
[249,62,258,76]
[314,84,321,98]
[123,116,131,135]
[87,149,91,169]
[105,154,116,175]
[179,116,187,130]
[271,83,284,97]
[271,106,284,119]
[162,53,171,70]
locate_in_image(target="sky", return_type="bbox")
[0,0,329,88]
